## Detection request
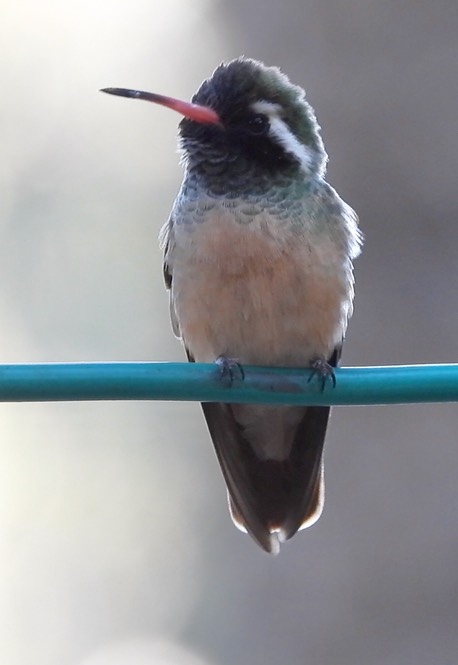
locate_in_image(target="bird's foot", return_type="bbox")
[215,356,245,386]
[308,358,336,391]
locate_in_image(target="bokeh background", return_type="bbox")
[1,1,457,664]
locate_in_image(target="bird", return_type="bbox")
[101,57,362,553]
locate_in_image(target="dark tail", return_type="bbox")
[201,402,331,553]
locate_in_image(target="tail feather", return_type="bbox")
[201,401,331,553]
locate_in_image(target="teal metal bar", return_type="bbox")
[0,362,456,405]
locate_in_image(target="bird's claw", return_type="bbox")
[307,358,336,391]
[215,356,245,386]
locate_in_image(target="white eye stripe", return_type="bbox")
[268,117,313,172]
[251,100,283,115]
[250,100,314,173]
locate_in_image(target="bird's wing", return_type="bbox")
[160,216,181,338]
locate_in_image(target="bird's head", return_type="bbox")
[102,58,327,184]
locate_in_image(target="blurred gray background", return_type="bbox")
[1,1,457,664]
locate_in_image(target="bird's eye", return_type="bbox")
[246,114,269,134]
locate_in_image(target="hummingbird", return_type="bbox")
[101,57,362,553]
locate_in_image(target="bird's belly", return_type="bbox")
[171,222,353,366]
